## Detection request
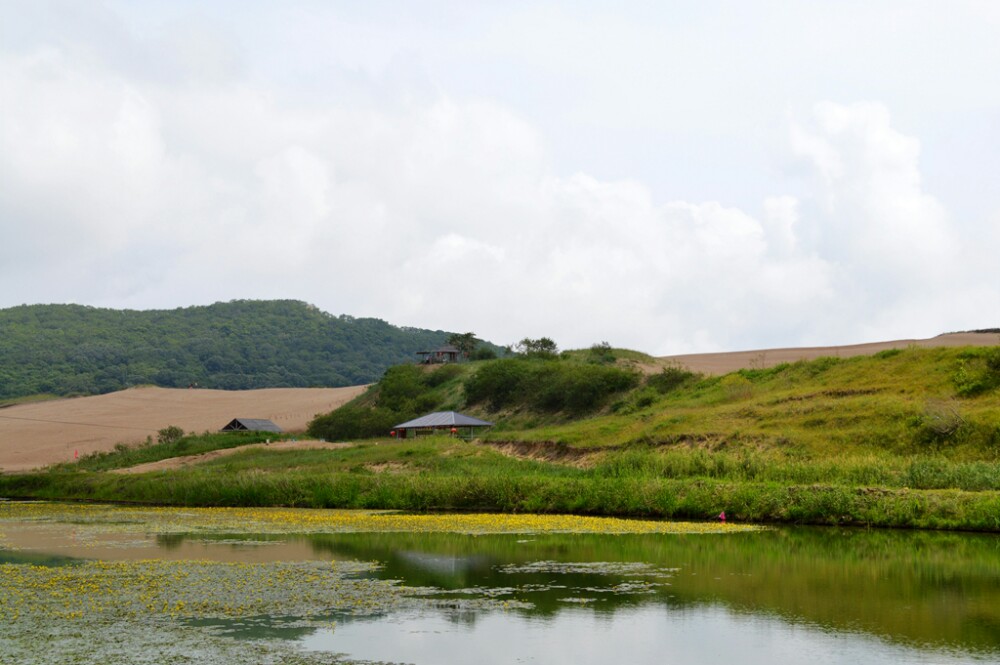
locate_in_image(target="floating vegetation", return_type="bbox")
[0,558,516,665]
[602,581,663,594]
[0,559,402,622]
[0,501,762,537]
[0,502,759,664]
[558,597,598,604]
[498,561,677,577]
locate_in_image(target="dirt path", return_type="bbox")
[0,385,366,472]
[112,439,354,474]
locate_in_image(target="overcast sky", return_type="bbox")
[2,1,998,354]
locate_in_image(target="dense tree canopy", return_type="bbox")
[0,300,473,399]
[446,332,481,357]
[514,337,559,358]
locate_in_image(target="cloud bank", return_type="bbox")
[1,5,997,354]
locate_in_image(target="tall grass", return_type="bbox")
[65,431,280,471]
[3,433,1000,530]
[3,465,999,531]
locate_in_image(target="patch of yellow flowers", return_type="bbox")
[0,501,761,536]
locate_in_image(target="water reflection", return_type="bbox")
[3,519,999,663]
[303,606,991,665]
[153,526,1000,657]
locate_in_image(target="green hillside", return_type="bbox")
[309,345,1000,462]
[3,341,1000,530]
[0,300,467,399]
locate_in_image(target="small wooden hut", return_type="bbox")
[416,344,461,364]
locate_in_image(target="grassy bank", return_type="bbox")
[2,436,999,531]
[63,430,284,472]
[2,345,999,531]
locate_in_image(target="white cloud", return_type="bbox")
[792,102,957,280]
[1,3,997,354]
[787,102,996,342]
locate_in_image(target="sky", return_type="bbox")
[1,1,998,355]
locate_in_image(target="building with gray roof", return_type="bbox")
[392,411,493,440]
[220,418,283,433]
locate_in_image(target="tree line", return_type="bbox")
[0,300,470,399]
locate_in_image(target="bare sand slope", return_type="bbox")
[0,385,365,472]
[659,332,1000,375]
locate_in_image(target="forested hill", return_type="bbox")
[0,300,457,399]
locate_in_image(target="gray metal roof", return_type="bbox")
[220,418,283,433]
[394,411,493,429]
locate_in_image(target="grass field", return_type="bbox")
[1,343,998,531]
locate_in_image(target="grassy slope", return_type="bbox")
[495,347,996,451]
[2,346,999,530]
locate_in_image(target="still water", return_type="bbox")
[2,507,999,664]
[281,529,1000,664]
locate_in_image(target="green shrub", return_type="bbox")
[634,389,657,409]
[307,405,401,441]
[807,356,842,375]
[720,374,753,401]
[612,387,658,415]
[464,359,533,410]
[587,342,616,365]
[646,365,697,394]
[377,365,428,410]
[470,347,497,361]
[514,337,559,359]
[464,359,640,414]
[953,347,1000,396]
[157,425,185,445]
[426,363,463,387]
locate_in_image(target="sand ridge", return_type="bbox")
[657,332,999,375]
[0,385,365,472]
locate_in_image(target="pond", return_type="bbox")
[1,502,998,664]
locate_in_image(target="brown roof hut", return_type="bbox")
[416,344,462,364]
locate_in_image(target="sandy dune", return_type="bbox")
[0,385,365,472]
[658,332,999,375]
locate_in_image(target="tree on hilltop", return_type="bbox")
[514,337,558,358]
[447,332,481,358]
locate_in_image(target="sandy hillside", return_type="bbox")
[0,385,365,472]
[658,332,1000,375]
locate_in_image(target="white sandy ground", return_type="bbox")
[0,385,365,472]
[1,333,997,473]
